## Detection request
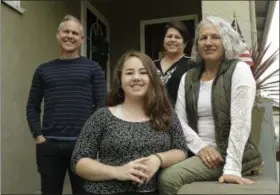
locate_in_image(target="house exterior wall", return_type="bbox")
[201,1,253,48]
[1,1,80,193]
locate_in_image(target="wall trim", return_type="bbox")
[261,1,277,47]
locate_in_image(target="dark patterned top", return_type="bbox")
[71,107,187,194]
[154,56,195,106]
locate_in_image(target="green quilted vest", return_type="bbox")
[184,59,262,174]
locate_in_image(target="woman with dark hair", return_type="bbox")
[71,50,187,195]
[154,21,195,106]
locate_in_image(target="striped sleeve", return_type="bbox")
[26,67,44,138]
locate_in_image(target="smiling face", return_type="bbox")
[163,27,185,55]
[121,56,150,100]
[197,23,224,62]
[56,20,84,55]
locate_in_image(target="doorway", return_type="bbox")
[81,1,110,90]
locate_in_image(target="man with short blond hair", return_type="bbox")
[26,14,106,194]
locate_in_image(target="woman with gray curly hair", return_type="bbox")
[157,16,263,195]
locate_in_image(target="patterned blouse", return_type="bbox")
[71,107,187,194]
[154,56,194,106]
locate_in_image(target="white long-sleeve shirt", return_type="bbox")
[175,61,256,177]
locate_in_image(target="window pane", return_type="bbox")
[2,0,20,8]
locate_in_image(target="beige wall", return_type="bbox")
[1,1,80,193]
[201,0,253,48]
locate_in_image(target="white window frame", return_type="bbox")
[2,0,24,14]
[80,1,111,90]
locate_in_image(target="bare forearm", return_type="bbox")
[158,149,186,168]
[75,158,117,181]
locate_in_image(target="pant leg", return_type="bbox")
[68,167,86,194]
[64,141,86,194]
[157,156,223,195]
[36,139,68,194]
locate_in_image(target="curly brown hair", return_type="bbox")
[107,50,173,131]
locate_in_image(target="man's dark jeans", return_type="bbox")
[36,139,85,194]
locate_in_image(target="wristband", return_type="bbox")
[154,153,163,166]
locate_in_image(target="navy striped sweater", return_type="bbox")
[26,56,106,139]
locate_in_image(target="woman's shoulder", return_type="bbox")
[91,107,111,119]
[153,58,161,68]
[83,107,110,128]
[177,56,196,69]
[232,61,254,78]
[177,55,191,64]
[232,61,255,86]
[182,55,191,60]
[235,61,253,72]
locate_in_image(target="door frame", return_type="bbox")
[81,1,111,90]
[140,15,199,53]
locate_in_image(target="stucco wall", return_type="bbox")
[1,1,80,193]
[201,1,253,48]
